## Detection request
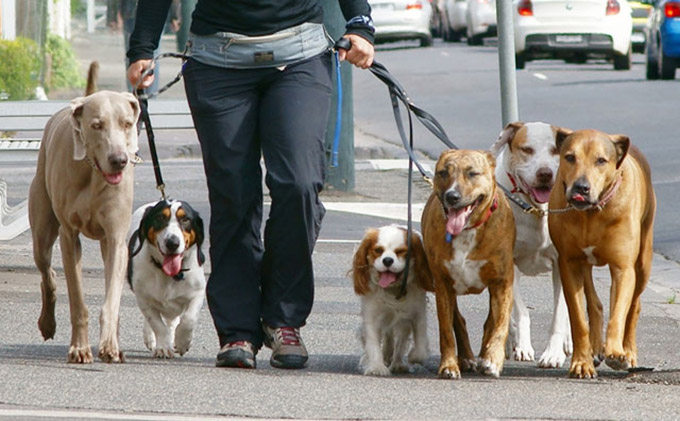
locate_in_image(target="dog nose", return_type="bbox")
[382,257,394,267]
[445,190,462,206]
[109,153,128,171]
[572,178,591,195]
[164,235,181,253]
[536,167,553,184]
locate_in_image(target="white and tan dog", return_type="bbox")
[491,121,573,368]
[549,129,656,379]
[351,225,432,376]
[422,149,515,379]
[29,64,140,363]
[127,200,206,358]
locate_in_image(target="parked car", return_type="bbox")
[645,0,680,79]
[629,0,653,52]
[466,0,497,45]
[440,0,469,42]
[513,0,633,70]
[369,0,434,47]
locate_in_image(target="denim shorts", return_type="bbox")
[187,22,330,69]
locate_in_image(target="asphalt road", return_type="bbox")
[1,30,680,420]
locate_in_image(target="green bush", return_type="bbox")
[45,33,85,93]
[0,37,41,100]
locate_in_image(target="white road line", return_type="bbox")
[533,72,548,80]
[0,408,244,421]
[322,202,425,222]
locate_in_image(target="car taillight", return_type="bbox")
[605,0,620,15]
[517,0,533,16]
[406,1,423,9]
[665,2,680,17]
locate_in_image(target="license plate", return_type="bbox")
[631,32,645,43]
[555,35,583,43]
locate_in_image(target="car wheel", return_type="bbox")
[444,27,462,43]
[613,45,632,71]
[420,34,434,48]
[515,53,526,70]
[659,50,677,80]
[467,34,483,46]
[646,36,660,80]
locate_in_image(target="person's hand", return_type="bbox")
[170,18,181,33]
[127,59,155,90]
[337,34,374,69]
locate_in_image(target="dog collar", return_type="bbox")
[506,172,525,195]
[150,256,187,281]
[595,174,623,210]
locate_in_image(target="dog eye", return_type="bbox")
[373,246,384,255]
[91,121,103,130]
[437,170,449,179]
[179,216,192,228]
[564,154,575,163]
[467,171,480,178]
[550,147,559,156]
[124,121,134,130]
[520,147,534,155]
[596,157,608,165]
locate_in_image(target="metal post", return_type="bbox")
[496,0,519,126]
[87,0,95,33]
[320,0,354,192]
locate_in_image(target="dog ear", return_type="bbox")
[490,121,524,155]
[70,97,87,160]
[554,127,573,153]
[352,230,376,296]
[122,92,141,155]
[482,150,497,171]
[194,212,206,266]
[410,231,434,292]
[611,134,630,169]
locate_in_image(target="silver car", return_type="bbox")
[369,0,434,47]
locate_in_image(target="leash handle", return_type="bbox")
[136,89,167,200]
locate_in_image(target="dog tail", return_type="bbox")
[85,61,100,96]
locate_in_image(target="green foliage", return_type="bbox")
[71,0,86,17]
[0,37,41,100]
[45,33,85,93]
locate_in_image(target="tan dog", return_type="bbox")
[28,63,140,363]
[422,149,515,379]
[548,129,656,379]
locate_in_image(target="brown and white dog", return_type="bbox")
[351,225,432,376]
[127,200,206,358]
[422,149,515,379]
[29,62,140,363]
[548,129,656,378]
[491,121,573,368]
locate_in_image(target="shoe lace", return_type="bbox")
[227,341,251,350]
[276,327,301,346]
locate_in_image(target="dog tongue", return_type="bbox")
[378,271,398,288]
[105,172,123,185]
[446,207,469,237]
[530,187,551,204]
[571,193,587,202]
[162,254,182,277]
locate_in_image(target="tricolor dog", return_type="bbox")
[548,129,656,378]
[421,149,515,379]
[127,200,206,358]
[351,225,432,376]
[491,121,573,368]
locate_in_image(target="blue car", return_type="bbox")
[645,0,680,79]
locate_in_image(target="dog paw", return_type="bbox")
[389,361,412,374]
[459,357,476,373]
[152,347,175,359]
[175,342,191,356]
[593,352,605,367]
[477,358,501,378]
[98,347,124,363]
[569,359,597,379]
[538,348,566,368]
[68,345,93,364]
[38,314,56,341]
[605,354,631,371]
[512,345,535,362]
[408,348,428,365]
[364,364,391,376]
[438,365,461,380]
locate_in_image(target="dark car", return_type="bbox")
[645,0,680,79]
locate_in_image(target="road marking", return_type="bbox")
[322,202,425,221]
[533,73,548,80]
[0,408,246,420]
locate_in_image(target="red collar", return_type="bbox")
[469,194,499,229]
[595,174,623,210]
[507,172,525,195]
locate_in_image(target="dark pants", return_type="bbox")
[183,53,332,349]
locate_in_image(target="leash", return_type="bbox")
[133,52,189,200]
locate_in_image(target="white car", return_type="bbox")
[369,0,434,47]
[441,0,469,42]
[466,0,497,45]
[513,0,633,70]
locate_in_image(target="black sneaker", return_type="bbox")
[262,324,308,369]
[216,341,257,369]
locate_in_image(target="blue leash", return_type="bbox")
[331,50,342,168]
